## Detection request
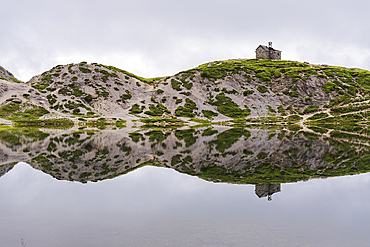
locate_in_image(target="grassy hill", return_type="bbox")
[0,59,369,127]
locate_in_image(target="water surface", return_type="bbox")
[0,126,369,246]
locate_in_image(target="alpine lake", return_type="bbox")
[1,121,370,247]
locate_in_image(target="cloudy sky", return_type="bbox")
[1,0,370,81]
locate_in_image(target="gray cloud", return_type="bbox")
[1,0,370,81]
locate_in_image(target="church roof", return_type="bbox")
[256,45,281,52]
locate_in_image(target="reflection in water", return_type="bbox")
[2,163,370,247]
[0,124,369,199]
[255,184,281,201]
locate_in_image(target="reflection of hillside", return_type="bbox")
[0,162,15,178]
[0,125,369,184]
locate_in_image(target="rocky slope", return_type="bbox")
[0,65,22,83]
[1,59,370,125]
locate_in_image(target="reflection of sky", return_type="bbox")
[0,162,369,247]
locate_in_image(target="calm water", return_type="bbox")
[1,163,370,247]
[0,126,370,246]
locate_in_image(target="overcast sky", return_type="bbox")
[1,0,370,81]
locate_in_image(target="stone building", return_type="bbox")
[256,42,281,60]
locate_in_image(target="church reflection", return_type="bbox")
[255,184,281,201]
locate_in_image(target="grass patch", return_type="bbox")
[257,85,268,93]
[209,93,251,118]
[202,110,218,119]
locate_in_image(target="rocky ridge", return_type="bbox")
[0,66,21,83]
[0,59,369,125]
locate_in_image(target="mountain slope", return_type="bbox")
[0,59,370,124]
[0,66,22,83]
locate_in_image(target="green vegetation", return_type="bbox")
[209,93,251,118]
[285,115,302,122]
[257,85,268,93]
[79,67,92,73]
[140,117,184,127]
[323,81,337,93]
[307,112,328,120]
[100,64,165,84]
[210,128,251,153]
[145,130,170,143]
[14,118,73,127]
[129,104,144,114]
[283,90,299,97]
[175,98,198,118]
[175,129,196,148]
[331,103,370,114]
[202,110,218,119]
[171,79,182,91]
[129,132,144,142]
[257,152,268,160]
[121,90,132,102]
[303,105,319,114]
[144,104,170,116]
[278,105,286,115]
[0,102,49,120]
[243,90,254,96]
[327,94,352,107]
[202,128,218,136]
[267,105,276,113]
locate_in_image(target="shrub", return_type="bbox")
[278,105,286,115]
[273,70,282,78]
[286,114,302,122]
[184,82,193,90]
[121,90,132,101]
[144,104,170,116]
[144,105,163,116]
[209,93,251,118]
[84,94,93,103]
[284,91,299,97]
[243,90,254,96]
[307,112,328,120]
[328,93,352,107]
[257,85,268,93]
[157,89,164,94]
[256,72,271,83]
[180,92,191,96]
[79,67,92,73]
[267,105,276,113]
[222,88,238,94]
[72,88,84,97]
[303,105,319,114]
[348,86,357,96]
[257,152,268,160]
[175,98,197,117]
[200,67,227,79]
[171,79,182,91]
[58,87,71,95]
[202,110,218,119]
[129,104,143,114]
[323,81,337,93]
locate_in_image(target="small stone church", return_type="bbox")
[256,42,281,60]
